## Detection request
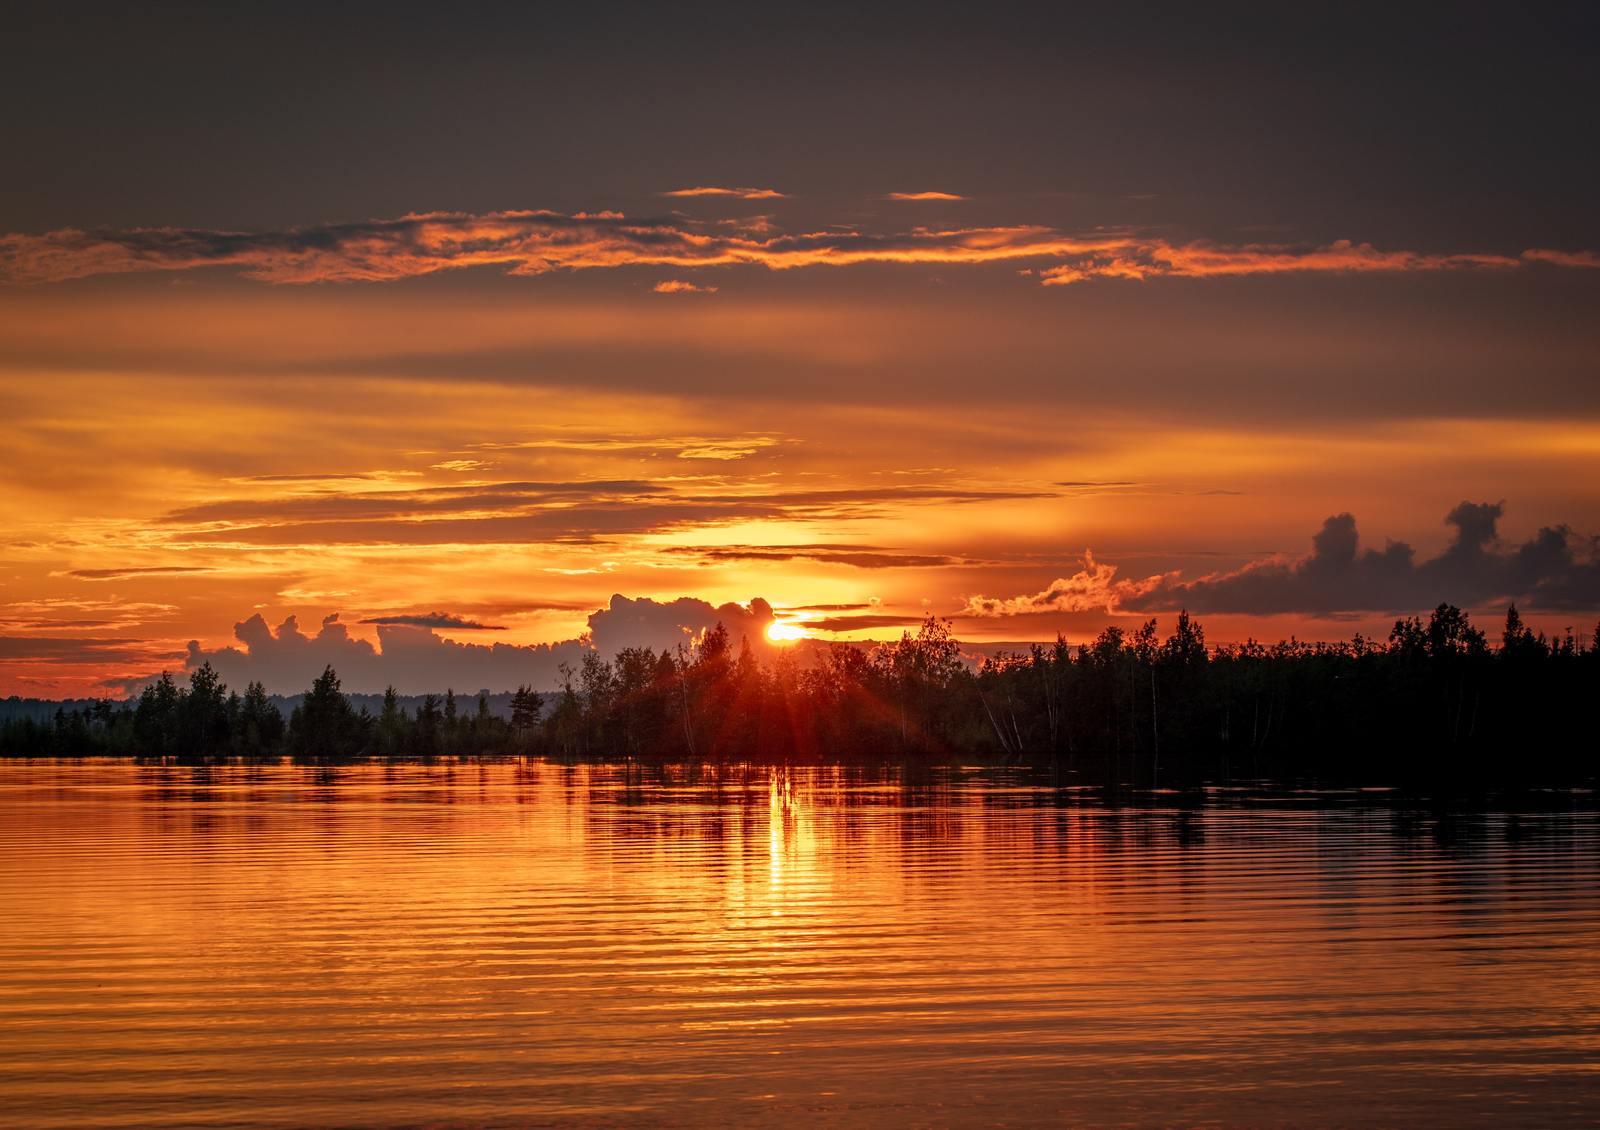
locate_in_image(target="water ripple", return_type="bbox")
[0,760,1596,1127]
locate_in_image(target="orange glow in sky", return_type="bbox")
[4,6,1599,697]
[1,276,1597,696]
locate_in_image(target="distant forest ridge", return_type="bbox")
[3,603,1597,784]
[0,689,519,724]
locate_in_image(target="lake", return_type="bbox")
[0,760,1596,1127]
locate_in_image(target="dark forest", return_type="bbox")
[4,604,1596,787]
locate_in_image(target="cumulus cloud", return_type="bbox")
[181,596,784,694]
[963,551,1159,617]
[1124,502,1600,614]
[185,613,585,696]
[584,594,775,655]
[962,503,1600,618]
[4,208,1593,288]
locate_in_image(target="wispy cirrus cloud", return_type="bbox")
[134,477,1048,552]
[156,480,667,525]
[801,612,928,632]
[468,434,772,455]
[661,186,787,199]
[664,543,962,569]
[357,611,506,631]
[61,565,217,581]
[885,191,966,201]
[0,597,177,633]
[232,471,421,485]
[1035,239,1535,285]
[653,279,718,294]
[4,209,1594,288]
[1519,248,1600,269]
[675,438,774,460]
[158,479,1047,528]
[0,636,178,662]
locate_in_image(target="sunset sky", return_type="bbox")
[4,4,1598,696]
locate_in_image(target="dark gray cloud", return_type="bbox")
[674,487,1054,507]
[5,208,1591,288]
[64,566,214,581]
[185,613,586,696]
[8,278,1596,428]
[584,595,776,655]
[665,544,960,569]
[0,636,175,662]
[0,618,122,630]
[181,595,783,694]
[802,613,928,632]
[358,612,506,631]
[164,504,792,547]
[158,480,665,524]
[1126,502,1600,614]
[150,481,1049,548]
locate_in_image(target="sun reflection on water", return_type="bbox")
[0,761,1597,1127]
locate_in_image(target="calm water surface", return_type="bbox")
[1,760,1597,1127]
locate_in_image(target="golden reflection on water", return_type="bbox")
[0,760,1597,1128]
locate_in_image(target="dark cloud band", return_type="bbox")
[4,209,1593,287]
[965,503,1600,617]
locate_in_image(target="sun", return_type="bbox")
[766,620,813,643]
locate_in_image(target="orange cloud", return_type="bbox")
[3,211,1594,288]
[962,551,1169,616]
[62,566,217,581]
[1037,239,1527,285]
[961,502,1600,618]
[885,191,966,201]
[1520,248,1600,269]
[662,186,787,199]
[653,279,718,294]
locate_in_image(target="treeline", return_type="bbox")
[0,689,527,728]
[3,604,1597,784]
[0,666,539,759]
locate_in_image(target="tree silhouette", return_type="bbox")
[4,604,1597,784]
[289,666,367,757]
[510,685,543,745]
